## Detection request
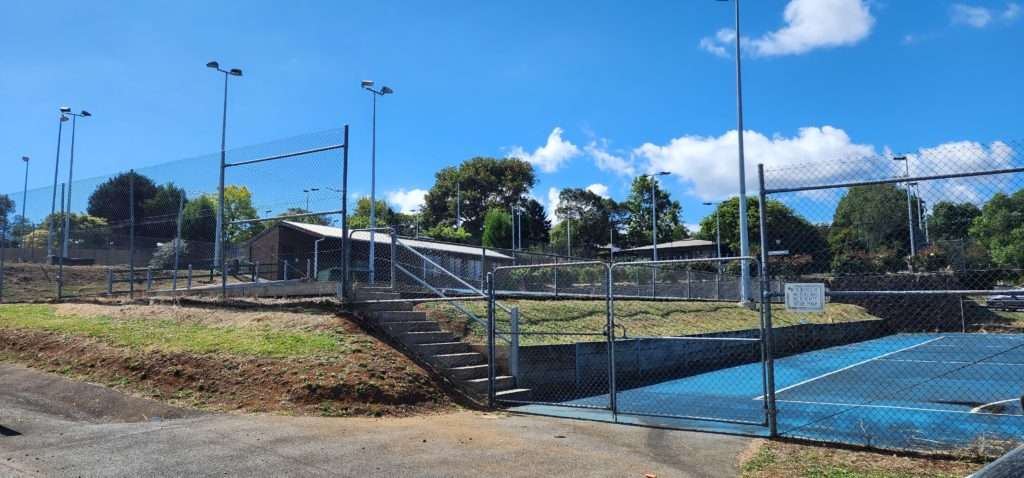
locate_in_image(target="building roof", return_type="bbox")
[620,239,716,253]
[278,221,513,259]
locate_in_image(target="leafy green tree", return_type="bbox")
[929,201,981,241]
[481,208,513,248]
[181,195,216,245]
[697,196,829,273]
[422,224,472,243]
[969,190,1024,268]
[554,188,616,256]
[421,158,536,240]
[828,184,922,271]
[140,183,187,242]
[348,197,397,230]
[222,185,263,243]
[27,213,110,249]
[0,194,15,246]
[520,198,550,247]
[277,207,331,226]
[87,171,158,244]
[622,175,684,247]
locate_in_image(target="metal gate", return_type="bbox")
[487,256,775,432]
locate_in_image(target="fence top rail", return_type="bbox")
[493,260,609,273]
[762,165,1024,195]
[610,256,759,269]
[223,143,346,168]
[827,288,1024,297]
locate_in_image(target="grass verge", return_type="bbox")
[740,440,982,478]
[418,299,880,345]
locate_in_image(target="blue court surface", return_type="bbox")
[512,333,1024,452]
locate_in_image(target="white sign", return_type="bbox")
[784,283,826,312]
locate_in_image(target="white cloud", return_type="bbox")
[386,188,427,213]
[1004,2,1021,20]
[700,0,874,57]
[508,127,581,173]
[546,187,561,224]
[585,139,636,177]
[951,4,994,27]
[586,183,610,198]
[904,140,1016,205]
[633,126,877,200]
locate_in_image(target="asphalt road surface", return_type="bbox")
[0,363,751,477]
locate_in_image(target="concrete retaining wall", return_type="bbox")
[516,320,889,402]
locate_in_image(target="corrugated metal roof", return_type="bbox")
[279,221,512,259]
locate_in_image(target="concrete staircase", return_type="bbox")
[350,286,530,402]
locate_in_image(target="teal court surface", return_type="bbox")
[511,333,1024,452]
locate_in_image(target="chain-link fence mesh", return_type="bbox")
[757,139,1024,454]
[0,128,347,301]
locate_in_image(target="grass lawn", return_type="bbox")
[0,303,450,415]
[418,299,880,345]
[740,440,981,478]
[0,304,346,358]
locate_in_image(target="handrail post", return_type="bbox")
[487,272,497,408]
[510,306,520,377]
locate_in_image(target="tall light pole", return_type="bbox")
[894,156,916,258]
[717,0,752,303]
[207,61,242,271]
[61,109,91,258]
[361,80,394,284]
[303,188,319,210]
[47,112,69,258]
[20,156,30,234]
[643,172,671,262]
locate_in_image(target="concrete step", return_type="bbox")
[416,341,471,356]
[401,331,455,345]
[495,388,532,402]
[373,311,428,323]
[462,375,514,394]
[448,364,489,381]
[382,321,440,334]
[353,301,415,312]
[432,352,485,368]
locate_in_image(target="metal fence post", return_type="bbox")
[390,227,397,290]
[685,268,691,299]
[283,260,288,281]
[146,268,152,291]
[486,272,496,408]
[510,306,520,377]
[606,263,617,413]
[129,171,135,298]
[306,258,311,281]
[553,256,559,297]
[340,124,350,301]
[0,217,6,303]
[187,264,193,290]
[254,261,259,283]
[57,183,65,300]
[716,270,722,300]
[757,164,778,437]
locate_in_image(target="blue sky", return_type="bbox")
[1,0,1021,229]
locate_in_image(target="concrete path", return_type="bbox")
[0,363,751,477]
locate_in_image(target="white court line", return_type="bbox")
[754,336,946,400]
[970,398,1022,414]
[879,358,1024,366]
[775,399,1020,417]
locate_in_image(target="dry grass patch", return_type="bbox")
[740,440,983,478]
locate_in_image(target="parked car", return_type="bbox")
[987,294,1024,311]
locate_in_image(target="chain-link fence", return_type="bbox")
[754,139,1024,454]
[0,127,349,301]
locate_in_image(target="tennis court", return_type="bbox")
[513,333,1024,452]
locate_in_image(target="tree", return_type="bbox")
[348,197,397,230]
[139,183,187,242]
[520,198,550,247]
[181,195,216,245]
[276,208,331,226]
[481,208,512,248]
[622,175,684,247]
[26,213,110,249]
[87,171,158,244]
[929,201,981,241]
[828,184,922,271]
[422,224,472,243]
[223,185,263,243]
[969,190,1024,268]
[0,194,13,246]
[421,158,536,240]
[697,196,829,274]
[554,188,615,255]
